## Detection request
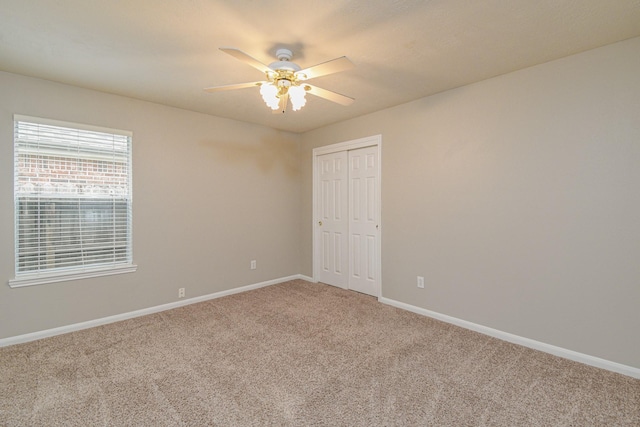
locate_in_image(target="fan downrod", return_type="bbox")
[275,48,293,61]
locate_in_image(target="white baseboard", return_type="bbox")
[297,274,315,282]
[379,297,640,379]
[0,274,307,348]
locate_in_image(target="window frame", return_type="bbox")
[9,115,136,288]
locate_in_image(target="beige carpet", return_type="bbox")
[1,280,638,426]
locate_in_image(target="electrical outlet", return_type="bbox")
[178,287,185,298]
[250,260,256,270]
[417,276,425,289]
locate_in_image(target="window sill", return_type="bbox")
[8,264,137,288]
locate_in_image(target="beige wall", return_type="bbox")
[0,72,302,338]
[300,37,640,368]
[2,37,639,370]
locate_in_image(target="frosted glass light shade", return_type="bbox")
[289,85,307,111]
[260,83,280,110]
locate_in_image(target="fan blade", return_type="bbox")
[296,56,354,80]
[220,48,272,75]
[203,81,264,92]
[273,94,288,114]
[304,84,354,106]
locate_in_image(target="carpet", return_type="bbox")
[1,279,638,426]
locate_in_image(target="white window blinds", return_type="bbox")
[13,115,133,282]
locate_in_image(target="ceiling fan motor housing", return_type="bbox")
[269,48,301,72]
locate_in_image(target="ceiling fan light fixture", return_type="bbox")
[289,85,307,111]
[260,83,280,109]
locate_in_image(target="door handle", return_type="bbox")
[318,221,323,226]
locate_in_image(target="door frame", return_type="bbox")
[312,134,382,298]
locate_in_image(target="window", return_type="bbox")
[10,115,135,287]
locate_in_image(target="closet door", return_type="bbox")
[348,146,379,297]
[316,151,348,288]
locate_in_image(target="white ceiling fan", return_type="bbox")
[204,48,355,114]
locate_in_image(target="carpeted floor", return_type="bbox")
[1,279,638,426]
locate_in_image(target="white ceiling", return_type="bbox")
[1,0,639,133]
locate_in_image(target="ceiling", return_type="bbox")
[1,1,639,133]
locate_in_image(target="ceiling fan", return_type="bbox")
[204,48,355,114]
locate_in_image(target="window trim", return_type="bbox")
[8,264,137,288]
[10,115,136,288]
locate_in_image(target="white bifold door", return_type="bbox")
[317,145,379,297]
[317,150,349,288]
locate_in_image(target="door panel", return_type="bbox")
[348,147,379,296]
[317,151,348,288]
